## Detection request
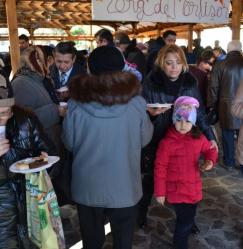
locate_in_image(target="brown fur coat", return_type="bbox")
[69,71,141,105]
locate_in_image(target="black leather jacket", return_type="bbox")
[0,105,55,176]
[0,105,55,249]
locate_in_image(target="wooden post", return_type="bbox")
[231,0,241,40]
[187,24,193,53]
[5,0,20,75]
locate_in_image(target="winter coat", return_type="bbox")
[154,127,218,204]
[142,67,215,173]
[208,51,243,129]
[231,80,243,165]
[62,73,153,208]
[0,106,54,249]
[11,70,61,152]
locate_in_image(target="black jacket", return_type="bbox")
[1,106,54,171]
[0,106,55,249]
[142,67,215,172]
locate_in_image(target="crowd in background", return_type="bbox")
[0,29,242,249]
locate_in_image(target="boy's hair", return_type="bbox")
[94,28,113,44]
[163,30,176,39]
[19,34,29,42]
[191,126,202,138]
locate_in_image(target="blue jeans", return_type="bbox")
[173,203,197,249]
[221,129,238,167]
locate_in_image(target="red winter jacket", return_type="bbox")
[154,127,218,204]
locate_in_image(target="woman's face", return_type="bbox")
[0,107,12,125]
[163,52,183,81]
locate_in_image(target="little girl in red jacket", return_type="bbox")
[154,96,218,249]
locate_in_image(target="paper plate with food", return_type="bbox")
[146,103,173,108]
[9,155,60,174]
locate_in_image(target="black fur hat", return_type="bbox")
[88,46,125,75]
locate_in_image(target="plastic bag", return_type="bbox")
[25,170,65,249]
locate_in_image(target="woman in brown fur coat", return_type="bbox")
[231,80,243,174]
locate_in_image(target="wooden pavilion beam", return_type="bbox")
[187,24,193,53]
[231,0,241,40]
[5,0,20,75]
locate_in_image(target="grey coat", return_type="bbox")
[62,96,153,208]
[11,71,61,149]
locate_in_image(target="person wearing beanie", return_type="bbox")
[88,45,125,75]
[62,46,153,249]
[0,69,55,248]
[154,96,218,249]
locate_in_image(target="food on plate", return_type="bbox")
[15,161,29,170]
[15,155,48,170]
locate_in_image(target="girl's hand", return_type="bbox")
[200,160,213,172]
[156,196,165,205]
[210,140,218,152]
[147,107,170,116]
[0,138,10,156]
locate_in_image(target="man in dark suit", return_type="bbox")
[50,41,86,101]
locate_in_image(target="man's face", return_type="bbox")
[164,34,176,45]
[54,52,76,73]
[19,39,29,50]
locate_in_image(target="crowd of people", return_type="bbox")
[0,29,242,249]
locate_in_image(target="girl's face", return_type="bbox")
[0,107,12,125]
[163,52,183,81]
[175,119,192,134]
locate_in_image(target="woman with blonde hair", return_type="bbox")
[11,45,61,152]
[138,44,217,229]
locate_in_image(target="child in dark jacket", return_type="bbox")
[154,96,218,249]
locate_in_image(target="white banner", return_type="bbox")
[92,0,230,24]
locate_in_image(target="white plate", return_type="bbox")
[56,86,69,92]
[9,156,60,174]
[147,103,173,108]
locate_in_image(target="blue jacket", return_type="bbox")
[62,96,153,208]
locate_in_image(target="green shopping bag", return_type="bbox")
[26,170,65,249]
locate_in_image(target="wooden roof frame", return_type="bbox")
[0,0,242,73]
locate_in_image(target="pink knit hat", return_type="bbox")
[174,96,199,108]
[173,96,199,125]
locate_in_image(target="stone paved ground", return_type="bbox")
[61,165,243,249]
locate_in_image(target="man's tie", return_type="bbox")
[60,72,66,86]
